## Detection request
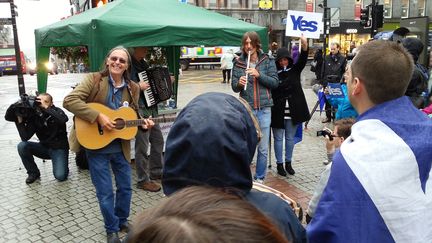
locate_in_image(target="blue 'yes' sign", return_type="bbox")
[327,83,345,98]
[285,10,323,39]
[290,15,318,32]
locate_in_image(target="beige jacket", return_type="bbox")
[63,73,140,162]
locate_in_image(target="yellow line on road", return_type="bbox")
[179,77,222,84]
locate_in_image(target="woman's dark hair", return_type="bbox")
[127,186,289,243]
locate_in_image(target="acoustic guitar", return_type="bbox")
[75,103,175,150]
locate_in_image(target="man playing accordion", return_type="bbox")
[129,47,164,192]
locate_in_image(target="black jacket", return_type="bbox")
[313,49,323,79]
[162,92,306,243]
[271,47,310,127]
[16,106,69,150]
[322,52,346,85]
[402,38,428,108]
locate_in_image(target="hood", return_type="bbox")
[275,47,294,70]
[162,92,259,196]
[402,38,424,62]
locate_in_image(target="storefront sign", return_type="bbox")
[354,3,361,20]
[330,8,340,27]
[346,29,358,34]
[306,2,313,12]
[285,10,323,39]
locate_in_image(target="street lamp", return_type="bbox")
[318,0,329,79]
[0,0,25,95]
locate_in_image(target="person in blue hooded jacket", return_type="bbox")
[324,75,358,121]
[162,92,306,243]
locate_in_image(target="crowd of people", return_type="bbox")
[6,30,432,243]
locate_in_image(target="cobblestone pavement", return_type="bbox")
[0,67,330,242]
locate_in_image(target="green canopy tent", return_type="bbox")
[34,0,267,100]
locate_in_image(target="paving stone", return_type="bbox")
[0,70,327,241]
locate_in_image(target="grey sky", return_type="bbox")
[0,0,70,60]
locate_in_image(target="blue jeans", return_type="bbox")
[135,124,164,184]
[253,107,271,180]
[17,141,69,181]
[86,151,132,234]
[272,120,298,164]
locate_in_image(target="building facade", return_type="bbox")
[188,0,431,54]
[66,0,431,56]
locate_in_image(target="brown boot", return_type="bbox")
[137,181,161,192]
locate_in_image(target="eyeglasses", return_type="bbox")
[109,56,127,64]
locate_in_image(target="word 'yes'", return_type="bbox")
[328,87,343,96]
[290,15,318,32]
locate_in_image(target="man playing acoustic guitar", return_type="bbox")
[63,46,153,243]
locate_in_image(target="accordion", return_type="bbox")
[138,67,173,108]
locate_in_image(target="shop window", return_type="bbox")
[418,0,425,16]
[231,0,248,8]
[194,0,209,7]
[240,0,249,9]
[252,0,258,9]
[231,0,241,8]
[383,0,392,18]
[208,0,217,8]
[279,0,288,9]
[401,0,409,18]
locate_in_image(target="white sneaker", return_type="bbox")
[254,178,264,184]
[323,160,330,165]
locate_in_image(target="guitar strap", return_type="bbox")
[125,80,143,119]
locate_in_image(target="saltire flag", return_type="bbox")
[307,96,432,242]
[294,123,303,144]
[327,83,344,98]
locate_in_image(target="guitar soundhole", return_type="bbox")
[114,118,126,129]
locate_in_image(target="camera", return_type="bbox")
[316,129,334,141]
[20,93,41,108]
[4,93,42,121]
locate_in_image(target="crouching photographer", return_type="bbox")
[306,118,355,224]
[5,93,69,184]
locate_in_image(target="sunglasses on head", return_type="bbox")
[109,56,127,64]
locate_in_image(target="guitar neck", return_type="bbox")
[125,116,176,127]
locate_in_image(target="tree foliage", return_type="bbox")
[147,47,167,66]
[51,46,89,65]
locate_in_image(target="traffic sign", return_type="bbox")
[0,18,12,25]
[330,8,340,27]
